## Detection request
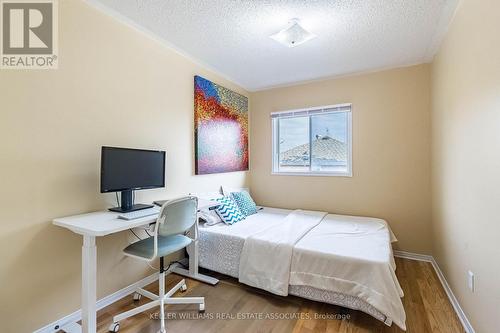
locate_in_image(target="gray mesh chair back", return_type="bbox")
[157,196,198,237]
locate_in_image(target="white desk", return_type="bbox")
[53,199,218,333]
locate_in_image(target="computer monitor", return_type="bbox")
[100,146,166,212]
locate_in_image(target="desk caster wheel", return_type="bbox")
[199,303,205,313]
[181,283,188,292]
[109,322,120,332]
[133,292,142,301]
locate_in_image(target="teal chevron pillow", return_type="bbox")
[231,191,258,217]
[214,196,245,225]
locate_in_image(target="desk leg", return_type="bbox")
[189,239,199,275]
[172,241,218,285]
[171,219,219,285]
[82,235,97,333]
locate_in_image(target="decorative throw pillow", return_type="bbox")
[231,191,258,216]
[214,196,245,225]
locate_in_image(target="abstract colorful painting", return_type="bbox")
[194,76,249,175]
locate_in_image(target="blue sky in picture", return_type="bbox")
[279,112,347,151]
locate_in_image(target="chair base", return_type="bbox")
[109,274,205,332]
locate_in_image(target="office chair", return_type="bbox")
[109,196,205,333]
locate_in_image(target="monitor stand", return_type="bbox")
[108,190,153,213]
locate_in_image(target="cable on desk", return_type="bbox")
[129,229,142,241]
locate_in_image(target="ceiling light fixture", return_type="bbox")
[269,18,316,48]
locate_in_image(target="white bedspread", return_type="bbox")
[238,209,327,296]
[290,214,406,330]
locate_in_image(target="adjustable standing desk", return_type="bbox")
[52,199,218,333]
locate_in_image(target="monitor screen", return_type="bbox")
[100,146,166,193]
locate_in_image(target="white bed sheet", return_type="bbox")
[198,207,291,277]
[239,209,327,296]
[197,207,393,327]
[290,214,405,330]
[199,207,291,237]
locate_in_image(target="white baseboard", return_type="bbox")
[393,250,433,262]
[36,255,474,333]
[394,251,475,333]
[34,272,159,333]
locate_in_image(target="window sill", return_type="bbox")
[271,171,352,178]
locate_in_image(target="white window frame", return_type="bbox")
[271,103,352,177]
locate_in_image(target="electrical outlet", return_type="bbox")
[467,270,474,292]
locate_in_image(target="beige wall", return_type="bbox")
[2,0,497,331]
[250,65,432,254]
[431,0,500,331]
[0,1,248,332]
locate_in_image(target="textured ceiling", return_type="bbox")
[87,0,459,91]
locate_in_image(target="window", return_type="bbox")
[271,104,352,176]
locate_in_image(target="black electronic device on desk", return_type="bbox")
[100,146,166,213]
[153,200,168,207]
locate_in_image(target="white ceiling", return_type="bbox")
[87,0,459,91]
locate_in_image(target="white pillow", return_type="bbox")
[190,191,224,225]
[199,209,223,226]
[221,186,250,196]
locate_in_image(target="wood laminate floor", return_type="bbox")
[94,258,464,333]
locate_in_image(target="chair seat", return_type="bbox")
[123,234,192,260]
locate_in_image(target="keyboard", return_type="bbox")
[118,208,160,220]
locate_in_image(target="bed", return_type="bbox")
[198,207,406,330]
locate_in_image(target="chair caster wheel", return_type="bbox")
[108,322,120,332]
[181,283,188,292]
[133,292,142,301]
[199,303,205,313]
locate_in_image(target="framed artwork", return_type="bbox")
[194,75,249,174]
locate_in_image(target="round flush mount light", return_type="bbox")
[269,18,317,48]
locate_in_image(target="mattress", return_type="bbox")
[291,214,404,328]
[199,207,290,277]
[198,207,388,324]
